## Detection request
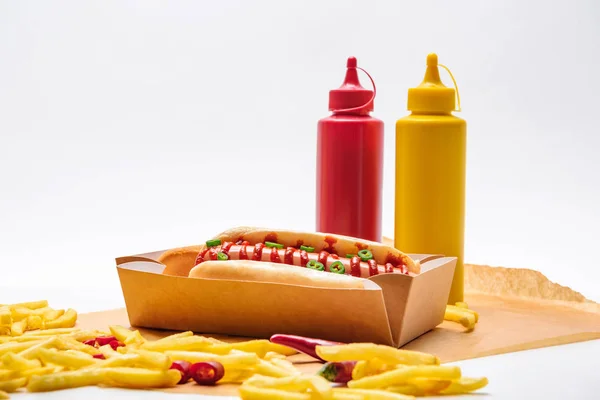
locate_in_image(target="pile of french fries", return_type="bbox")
[444,302,479,331]
[239,344,488,399]
[1,299,488,399]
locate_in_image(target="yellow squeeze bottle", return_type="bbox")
[394,53,467,304]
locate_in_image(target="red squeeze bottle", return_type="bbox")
[316,57,384,243]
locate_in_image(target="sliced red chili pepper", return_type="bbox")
[284,247,295,265]
[189,361,225,385]
[170,360,192,384]
[350,256,361,277]
[109,340,125,350]
[368,259,379,276]
[317,361,357,383]
[83,339,97,347]
[253,243,265,261]
[270,334,343,362]
[92,354,105,360]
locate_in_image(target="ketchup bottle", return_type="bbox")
[316,57,384,243]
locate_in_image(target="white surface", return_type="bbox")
[2,287,600,399]
[0,1,599,303]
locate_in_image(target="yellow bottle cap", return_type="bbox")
[407,53,459,113]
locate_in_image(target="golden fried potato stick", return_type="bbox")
[27,369,105,392]
[0,390,8,400]
[386,377,452,396]
[143,336,228,353]
[153,331,193,343]
[255,359,300,378]
[26,316,43,331]
[0,336,43,344]
[38,348,98,369]
[1,352,42,370]
[0,309,11,326]
[18,337,60,359]
[352,359,396,380]
[439,377,489,394]
[23,328,79,337]
[447,304,479,323]
[243,374,332,398]
[444,307,476,331]
[103,367,180,389]
[165,350,260,367]
[0,370,18,381]
[0,377,27,393]
[44,309,77,330]
[9,320,27,337]
[55,337,98,355]
[239,385,312,400]
[347,365,461,389]
[333,388,415,400]
[0,340,44,357]
[6,301,48,310]
[124,349,171,370]
[316,344,439,366]
[229,340,297,357]
[16,366,57,379]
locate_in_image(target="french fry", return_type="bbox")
[55,337,98,355]
[38,348,98,369]
[125,349,171,370]
[0,309,12,326]
[0,336,43,344]
[264,351,287,361]
[153,331,194,342]
[333,388,415,400]
[0,370,18,381]
[103,367,180,389]
[316,344,439,366]
[243,374,332,398]
[7,301,48,310]
[0,390,8,400]
[230,340,297,357]
[239,385,311,400]
[0,340,44,357]
[142,336,226,352]
[42,309,64,322]
[352,359,395,380]
[221,368,256,384]
[347,365,461,389]
[439,376,489,394]
[68,330,107,342]
[1,352,42,370]
[387,377,452,396]
[447,304,479,323]
[9,320,26,336]
[269,358,301,374]
[108,325,133,342]
[0,377,27,393]
[26,316,43,331]
[23,328,79,336]
[123,330,146,346]
[16,366,57,379]
[18,337,59,359]
[44,309,77,330]
[455,302,469,309]
[444,307,476,331]
[164,350,260,367]
[255,359,300,378]
[27,369,105,392]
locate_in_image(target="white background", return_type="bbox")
[0,0,599,302]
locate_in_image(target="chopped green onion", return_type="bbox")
[217,252,228,261]
[300,245,315,252]
[345,254,356,259]
[265,241,284,249]
[358,249,373,262]
[206,239,221,247]
[329,261,345,274]
[306,260,325,271]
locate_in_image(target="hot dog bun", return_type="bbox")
[202,226,420,274]
[188,259,366,289]
[158,245,202,277]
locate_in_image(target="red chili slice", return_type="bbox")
[190,361,225,385]
[170,360,192,384]
[253,243,265,261]
[109,340,125,350]
[95,336,117,347]
[284,247,295,265]
[385,263,394,273]
[299,250,309,267]
[270,247,281,263]
[368,259,378,276]
[83,339,97,347]
[92,353,105,360]
[239,245,248,260]
[350,256,361,277]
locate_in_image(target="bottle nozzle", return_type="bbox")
[347,57,357,68]
[421,53,443,87]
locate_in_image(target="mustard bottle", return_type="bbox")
[394,53,466,304]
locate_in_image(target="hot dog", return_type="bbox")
[184,227,419,283]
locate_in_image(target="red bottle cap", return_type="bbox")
[328,57,374,113]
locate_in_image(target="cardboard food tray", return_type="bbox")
[115,248,457,348]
